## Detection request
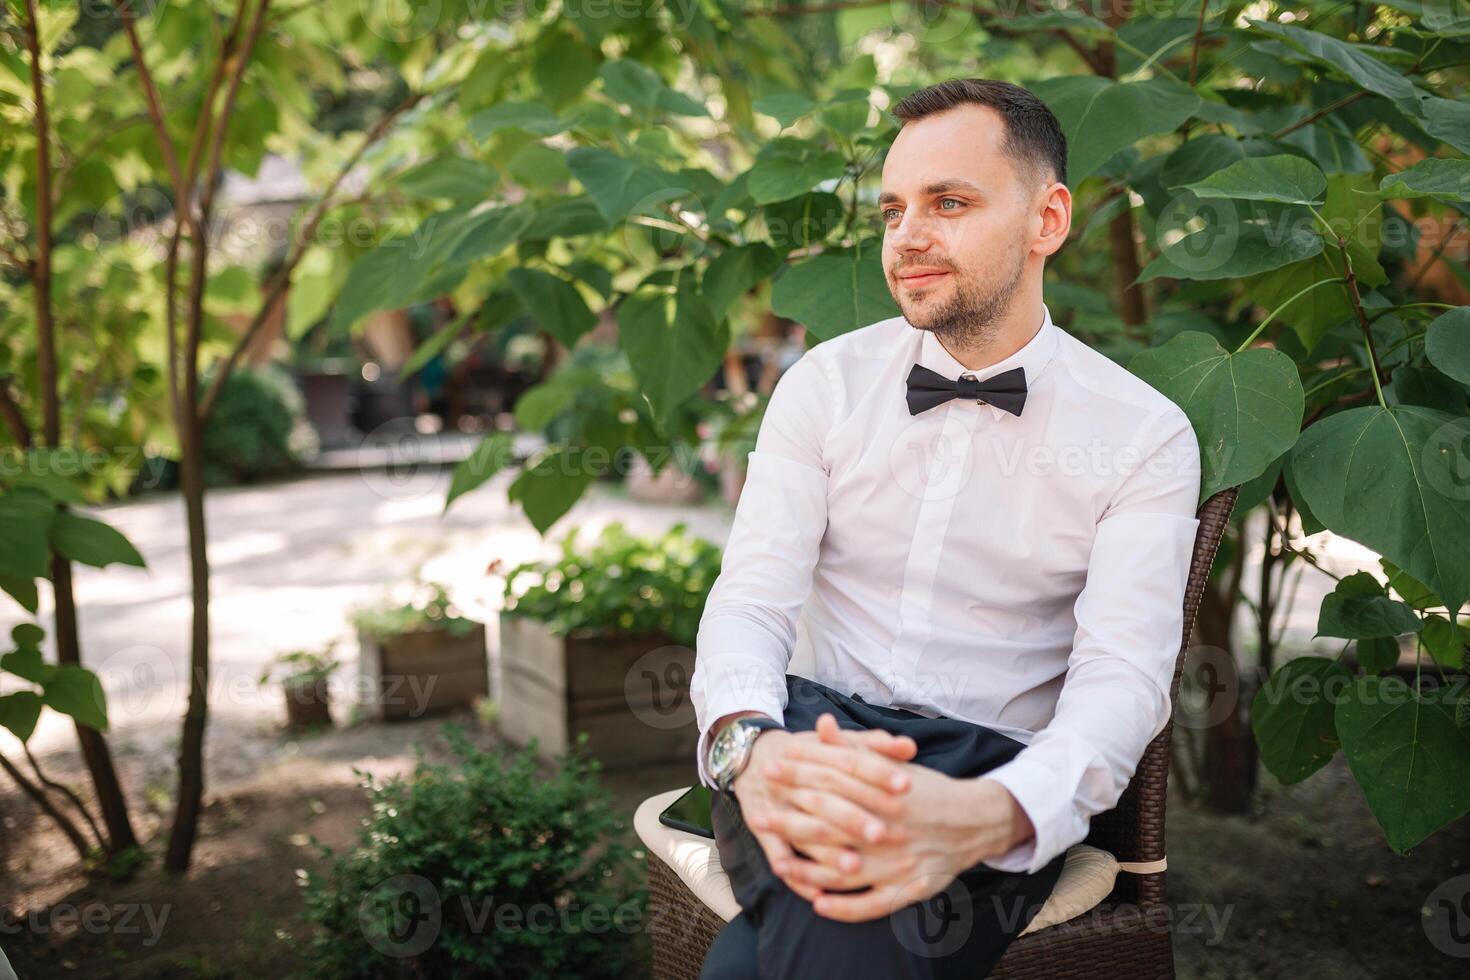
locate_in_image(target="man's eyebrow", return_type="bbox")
[877,179,986,206]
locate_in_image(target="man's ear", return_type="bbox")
[1033,182,1072,258]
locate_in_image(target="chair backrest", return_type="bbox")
[1082,486,1239,907]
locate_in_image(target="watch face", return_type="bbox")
[709,722,748,786]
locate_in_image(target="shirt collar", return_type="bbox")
[912,302,1059,422]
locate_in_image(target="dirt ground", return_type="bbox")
[2,712,1466,979]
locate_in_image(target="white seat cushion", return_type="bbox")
[635,788,1119,937]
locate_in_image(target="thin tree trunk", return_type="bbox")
[0,751,92,860]
[164,405,211,872]
[1194,548,1259,814]
[23,0,137,855]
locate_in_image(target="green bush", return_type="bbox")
[201,363,312,486]
[498,521,721,646]
[298,725,641,980]
[349,581,480,643]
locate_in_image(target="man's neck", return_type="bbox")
[932,290,1045,373]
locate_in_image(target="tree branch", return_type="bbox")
[0,377,32,447]
[24,743,106,852]
[22,0,57,448]
[198,90,427,422]
[0,749,93,860]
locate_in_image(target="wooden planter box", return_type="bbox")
[282,677,333,730]
[498,616,698,769]
[357,623,489,721]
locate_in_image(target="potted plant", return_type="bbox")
[350,581,489,722]
[495,521,720,768]
[259,644,340,730]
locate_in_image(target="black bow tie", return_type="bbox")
[905,364,1028,417]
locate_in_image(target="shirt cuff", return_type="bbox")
[979,753,1075,875]
[691,658,788,788]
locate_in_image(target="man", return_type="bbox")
[688,78,1202,978]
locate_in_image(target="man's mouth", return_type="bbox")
[897,270,951,287]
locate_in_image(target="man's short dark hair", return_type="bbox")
[891,78,1067,188]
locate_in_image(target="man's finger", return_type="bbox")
[759,805,860,848]
[814,713,917,762]
[765,759,907,818]
[781,786,893,844]
[812,882,904,923]
[779,740,912,793]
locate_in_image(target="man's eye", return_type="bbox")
[939,198,962,211]
[881,208,900,221]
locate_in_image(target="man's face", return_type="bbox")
[879,104,1039,344]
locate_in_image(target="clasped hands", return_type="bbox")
[730,713,1034,924]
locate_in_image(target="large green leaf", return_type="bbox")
[1032,76,1200,181]
[1177,154,1326,206]
[49,512,145,569]
[748,138,847,205]
[41,664,108,731]
[0,491,54,579]
[508,445,596,534]
[521,197,608,241]
[1249,20,1418,105]
[328,204,534,333]
[392,157,498,203]
[617,276,726,428]
[0,691,43,743]
[444,433,514,514]
[1252,656,1351,784]
[771,247,899,341]
[1316,571,1424,639]
[753,91,817,127]
[467,101,568,141]
[1128,332,1304,500]
[1375,158,1470,202]
[565,147,689,224]
[1291,405,1470,612]
[506,268,597,348]
[598,60,707,117]
[1425,307,1470,385]
[1335,675,1470,853]
[1421,614,1470,669]
[1137,220,1323,283]
[0,575,38,614]
[703,243,781,321]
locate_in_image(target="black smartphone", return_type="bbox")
[658,785,715,839]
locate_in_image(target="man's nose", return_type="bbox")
[888,209,937,252]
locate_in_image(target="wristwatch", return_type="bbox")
[707,716,786,792]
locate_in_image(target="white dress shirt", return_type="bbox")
[688,301,1202,875]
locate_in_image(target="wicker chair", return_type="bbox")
[638,487,1239,980]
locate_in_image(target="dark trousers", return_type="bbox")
[699,674,1067,980]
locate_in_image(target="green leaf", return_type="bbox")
[445,433,514,514]
[1425,307,1470,385]
[703,243,781,321]
[1421,615,1469,670]
[1249,20,1418,105]
[41,664,108,731]
[50,512,146,569]
[1252,657,1350,784]
[1282,452,1325,535]
[2,449,88,503]
[1127,332,1304,501]
[1137,221,1324,283]
[393,157,498,203]
[0,691,43,743]
[1335,675,1470,853]
[1178,154,1326,206]
[0,574,38,613]
[467,101,568,141]
[1375,158,1470,202]
[753,92,817,127]
[521,198,608,241]
[1381,558,1438,610]
[0,491,54,579]
[1031,76,1200,181]
[772,247,900,341]
[1316,572,1423,639]
[1291,405,1470,613]
[506,268,597,348]
[617,276,726,428]
[598,60,708,117]
[1416,96,1470,155]
[565,147,689,224]
[748,139,847,205]
[1356,636,1402,674]
[508,446,596,534]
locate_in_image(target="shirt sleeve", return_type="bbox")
[980,410,1202,874]
[689,350,835,788]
